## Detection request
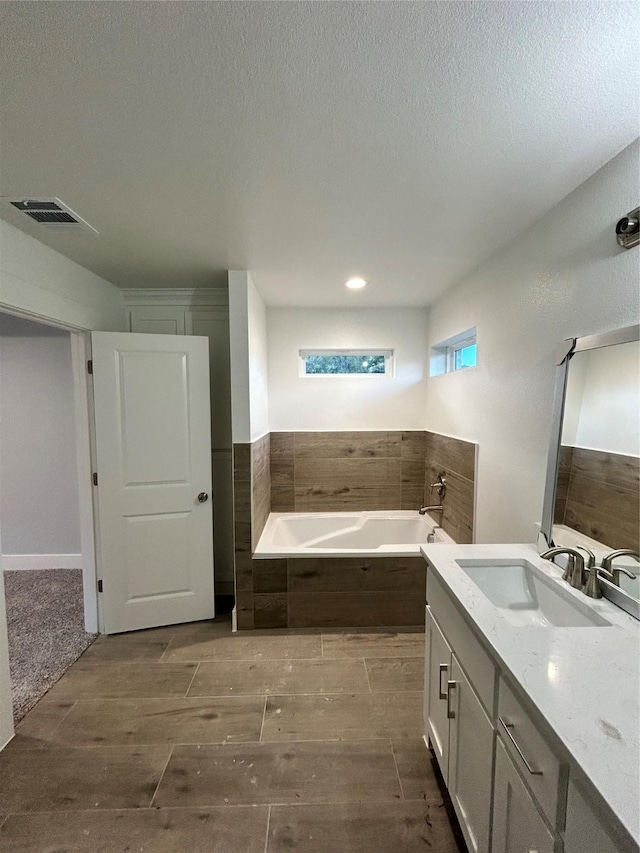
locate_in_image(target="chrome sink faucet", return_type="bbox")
[540,547,585,588]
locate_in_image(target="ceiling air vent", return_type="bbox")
[5,198,98,234]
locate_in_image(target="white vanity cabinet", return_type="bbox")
[424,587,556,853]
[424,586,496,853]
[424,559,639,853]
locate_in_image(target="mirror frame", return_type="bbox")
[540,323,640,617]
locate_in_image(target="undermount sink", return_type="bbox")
[455,559,611,628]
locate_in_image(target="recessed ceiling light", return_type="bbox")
[345,277,367,289]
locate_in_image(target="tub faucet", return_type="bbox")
[540,547,585,588]
[419,505,444,517]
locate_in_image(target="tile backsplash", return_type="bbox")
[555,445,639,552]
[270,431,426,513]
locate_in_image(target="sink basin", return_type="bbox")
[455,559,611,628]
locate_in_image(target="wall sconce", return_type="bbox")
[616,206,639,249]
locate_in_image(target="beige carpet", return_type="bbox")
[4,569,97,723]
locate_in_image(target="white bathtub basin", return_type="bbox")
[255,511,454,557]
[455,559,611,628]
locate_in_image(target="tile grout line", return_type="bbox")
[259,695,268,742]
[37,699,79,742]
[389,739,406,800]
[148,745,175,809]
[362,657,372,693]
[183,662,201,698]
[263,805,272,853]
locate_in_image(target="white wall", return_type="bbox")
[0,220,125,331]
[268,308,429,430]
[426,139,640,543]
[0,314,81,558]
[228,270,269,442]
[563,342,640,456]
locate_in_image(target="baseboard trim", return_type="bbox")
[1,554,83,570]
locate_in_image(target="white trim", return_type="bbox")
[1,554,83,570]
[70,331,100,633]
[122,288,229,307]
[0,303,86,332]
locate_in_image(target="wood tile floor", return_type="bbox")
[0,615,466,852]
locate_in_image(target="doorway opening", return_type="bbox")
[0,312,96,721]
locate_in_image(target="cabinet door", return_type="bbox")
[128,306,186,335]
[564,780,626,853]
[492,737,554,853]
[424,606,452,781]
[448,656,495,853]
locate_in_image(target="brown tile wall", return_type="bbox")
[424,431,476,544]
[270,431,426,512]
[234,429,477,629]
[553,445,573,524]
[251,433,271,549]
[555,445,639,551]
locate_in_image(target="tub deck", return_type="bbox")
[244,511,453,630]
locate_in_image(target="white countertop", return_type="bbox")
[420,542,640,846]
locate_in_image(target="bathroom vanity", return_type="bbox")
[421,543,639,853]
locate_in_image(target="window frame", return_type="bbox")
[430,327,477,377]
[298,348,395,378]
[448,338,477,373]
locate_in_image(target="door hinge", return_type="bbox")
[97,579,103,593]
[92,472,98,486]
[87,359,93,374]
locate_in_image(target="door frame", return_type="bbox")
[0,306,100,633]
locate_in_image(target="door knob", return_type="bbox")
[197,492,209,503]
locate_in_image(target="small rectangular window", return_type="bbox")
[299,349,394,376]
[430,328,477,377]
[452,340,477,371]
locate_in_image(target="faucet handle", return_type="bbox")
[610,566,637,587]
[430,474,447,499]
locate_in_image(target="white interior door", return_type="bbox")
[91,332,215,634]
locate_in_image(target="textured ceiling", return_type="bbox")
[0,1,638,306]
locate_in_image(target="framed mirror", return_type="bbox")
[541,323,639,618]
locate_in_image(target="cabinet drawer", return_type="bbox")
[498,677,561,826]
[427,568,497,715]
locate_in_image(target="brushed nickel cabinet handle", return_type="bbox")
[446,680,456,719]
[438,664,448,700]
[499,716,543,776]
